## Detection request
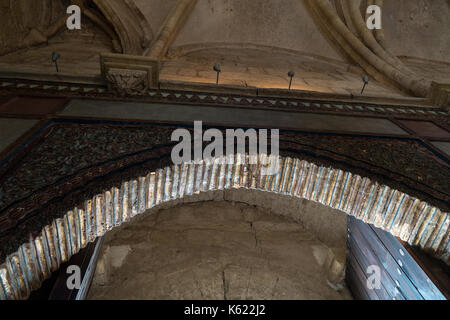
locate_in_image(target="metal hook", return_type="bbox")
[52,52,60,73]
[213,64,221,85]
[361,75,369,94]
[288,71,295,90]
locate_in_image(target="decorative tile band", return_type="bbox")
[0,155,448,300]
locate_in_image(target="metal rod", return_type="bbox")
[213,64,221,86]
[52,52,60,73]
[288,71,295,90]
[361,75,369,95]
[361,83,367,94]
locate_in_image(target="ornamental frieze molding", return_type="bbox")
[0,78,448,126]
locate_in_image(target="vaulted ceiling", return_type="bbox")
[0,0,449,100]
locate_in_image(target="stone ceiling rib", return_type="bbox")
[371,0,388,50]
[93,0,153,55]
[306,0,430,97]
[0,0,449,104]
[146,0,198,59]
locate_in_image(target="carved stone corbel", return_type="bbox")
[105,68,148,96]
[100,53,159,96]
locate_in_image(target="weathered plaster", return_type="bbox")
[88,200,350,300]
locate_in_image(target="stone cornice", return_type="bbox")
[0,78,448,124]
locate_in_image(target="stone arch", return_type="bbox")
[93,0,154,54]
[0,155,448,300]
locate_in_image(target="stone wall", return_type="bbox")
[383,0,450,63]
[88,197,351,300]
[161,47,406,97]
